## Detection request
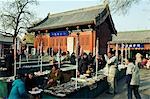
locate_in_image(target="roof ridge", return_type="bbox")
[48,4,104,18]
[118,29,150,33]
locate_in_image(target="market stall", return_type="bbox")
[43,70,109,98]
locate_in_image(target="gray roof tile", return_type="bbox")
[29,5,105,31]
[0,34,13,43]
[111,30,150,43]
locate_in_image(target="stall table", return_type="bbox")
[43,71,108,98]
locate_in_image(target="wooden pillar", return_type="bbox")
[96,37,99,80]
[75,32,80,89]
[51,48,53,57]
[40,41,43,72]
[128,47,130,58]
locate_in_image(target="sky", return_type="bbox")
[0,0,150,32]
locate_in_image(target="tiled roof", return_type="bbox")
[110,30,150,43]
[0,33,24,44]
[28,4,106,31]
[0,34,13,43]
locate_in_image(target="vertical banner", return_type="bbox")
[58,39,61,68]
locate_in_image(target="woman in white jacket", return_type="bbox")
[130,63,141,99]
[104,51,118,95]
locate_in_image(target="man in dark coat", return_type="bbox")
[78,53,89,74]
[70,52,76,65]
[88,52,94,65]
[5,50,14,76]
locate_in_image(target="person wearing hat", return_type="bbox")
[104,50,118,95]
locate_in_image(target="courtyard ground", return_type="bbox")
[97,69,150,99]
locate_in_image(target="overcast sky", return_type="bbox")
[0,0,150,32]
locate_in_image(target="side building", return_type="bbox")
[28,3,117,55]
[0,33,14,57]
[109,30,150,58]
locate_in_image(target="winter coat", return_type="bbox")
[70,54,76,65]
[8,79,28,99]
[130,65,140,85]
[126,63,134,84]
[126,63,134,75]
[25,77,36,91]
[78,58,89,74]
[104,54,118,77]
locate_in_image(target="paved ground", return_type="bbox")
[97,69,150,99]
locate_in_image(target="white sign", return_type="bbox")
[67,37,74,55]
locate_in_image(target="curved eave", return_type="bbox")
[109,40,150,44]
[28,20,94,32]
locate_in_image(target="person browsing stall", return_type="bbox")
[104,50,118,95]
[78,53,89,75]
[25,72,37,91]
[45,64,62,88]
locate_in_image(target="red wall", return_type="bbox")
[49,31,96,53]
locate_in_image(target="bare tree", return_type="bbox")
[102,0,150,14]
[0,0,38,76]
[110,0,140,14]
[0,0,38,42]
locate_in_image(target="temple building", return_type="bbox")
[28,3,117,55]
[0,32,34,57]
[109,30,150,58]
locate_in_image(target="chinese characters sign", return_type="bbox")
[50,31,69,37]
[122,44,144,48]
